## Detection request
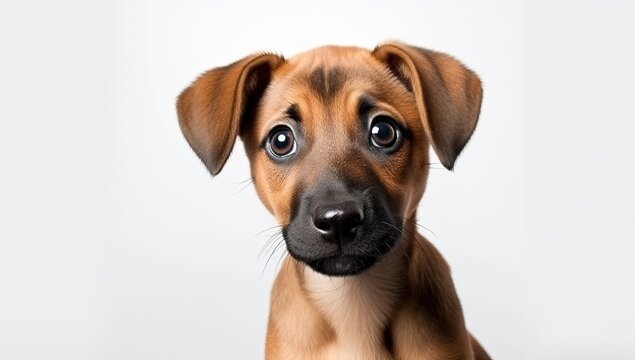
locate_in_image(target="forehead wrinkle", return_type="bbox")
[303,66,348,102]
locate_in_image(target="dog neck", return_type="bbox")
[302,235,410,357]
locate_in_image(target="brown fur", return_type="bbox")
[177,42,489,359]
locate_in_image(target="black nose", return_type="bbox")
[312,201,364,245]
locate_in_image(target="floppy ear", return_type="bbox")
[176,53,285,175]
[372,42,483,170]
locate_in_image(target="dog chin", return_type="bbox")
[306,255,378,276]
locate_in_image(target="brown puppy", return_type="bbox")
[177,42,489,359]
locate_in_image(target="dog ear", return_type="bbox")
[372,42,483,170]
[176,53,285,175]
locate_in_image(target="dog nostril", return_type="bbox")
[314,218,333,233]
[342,212,363,232]
[312,202,365,244]
[313,209,343,235]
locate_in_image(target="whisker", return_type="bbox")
[235,177,254,186]
[381,220,404,235]
[262,238,286,277]
[231,178,255,195]
[400,217,437,238]
[258,229,284,259]
[254,224,283,237]
[274,249,289,274]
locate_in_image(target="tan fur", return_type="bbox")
[303,244,406,360]
[177,42,489,359]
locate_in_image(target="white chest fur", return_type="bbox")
[303,249,406,359]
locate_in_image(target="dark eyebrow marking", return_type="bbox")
[258,104,302,150]
[306,67,346,101]
[285,103,301,122]
[357,95,375,117]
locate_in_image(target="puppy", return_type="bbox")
[177,42,489,359]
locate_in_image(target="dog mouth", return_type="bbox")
[306,254,378,276]
[286,234,396,276]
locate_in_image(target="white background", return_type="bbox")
[1,0,633,359]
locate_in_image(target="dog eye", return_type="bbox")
[369,115,400,149]
[267,126,296,157]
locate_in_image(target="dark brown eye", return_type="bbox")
[267,126,296,157]
[370,116,399,149]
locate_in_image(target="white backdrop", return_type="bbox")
[0,0,633,359]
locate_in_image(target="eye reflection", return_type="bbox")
[370,115,400,149]
[267,126,296,157]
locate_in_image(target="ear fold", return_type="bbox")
[176,53,285,175]
[372,42,483,170]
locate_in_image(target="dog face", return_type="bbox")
[177,43,482,276]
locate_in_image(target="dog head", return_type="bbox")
[177,43,482,276]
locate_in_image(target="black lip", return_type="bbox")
[285,233,397,277]
[306,254,378,276]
